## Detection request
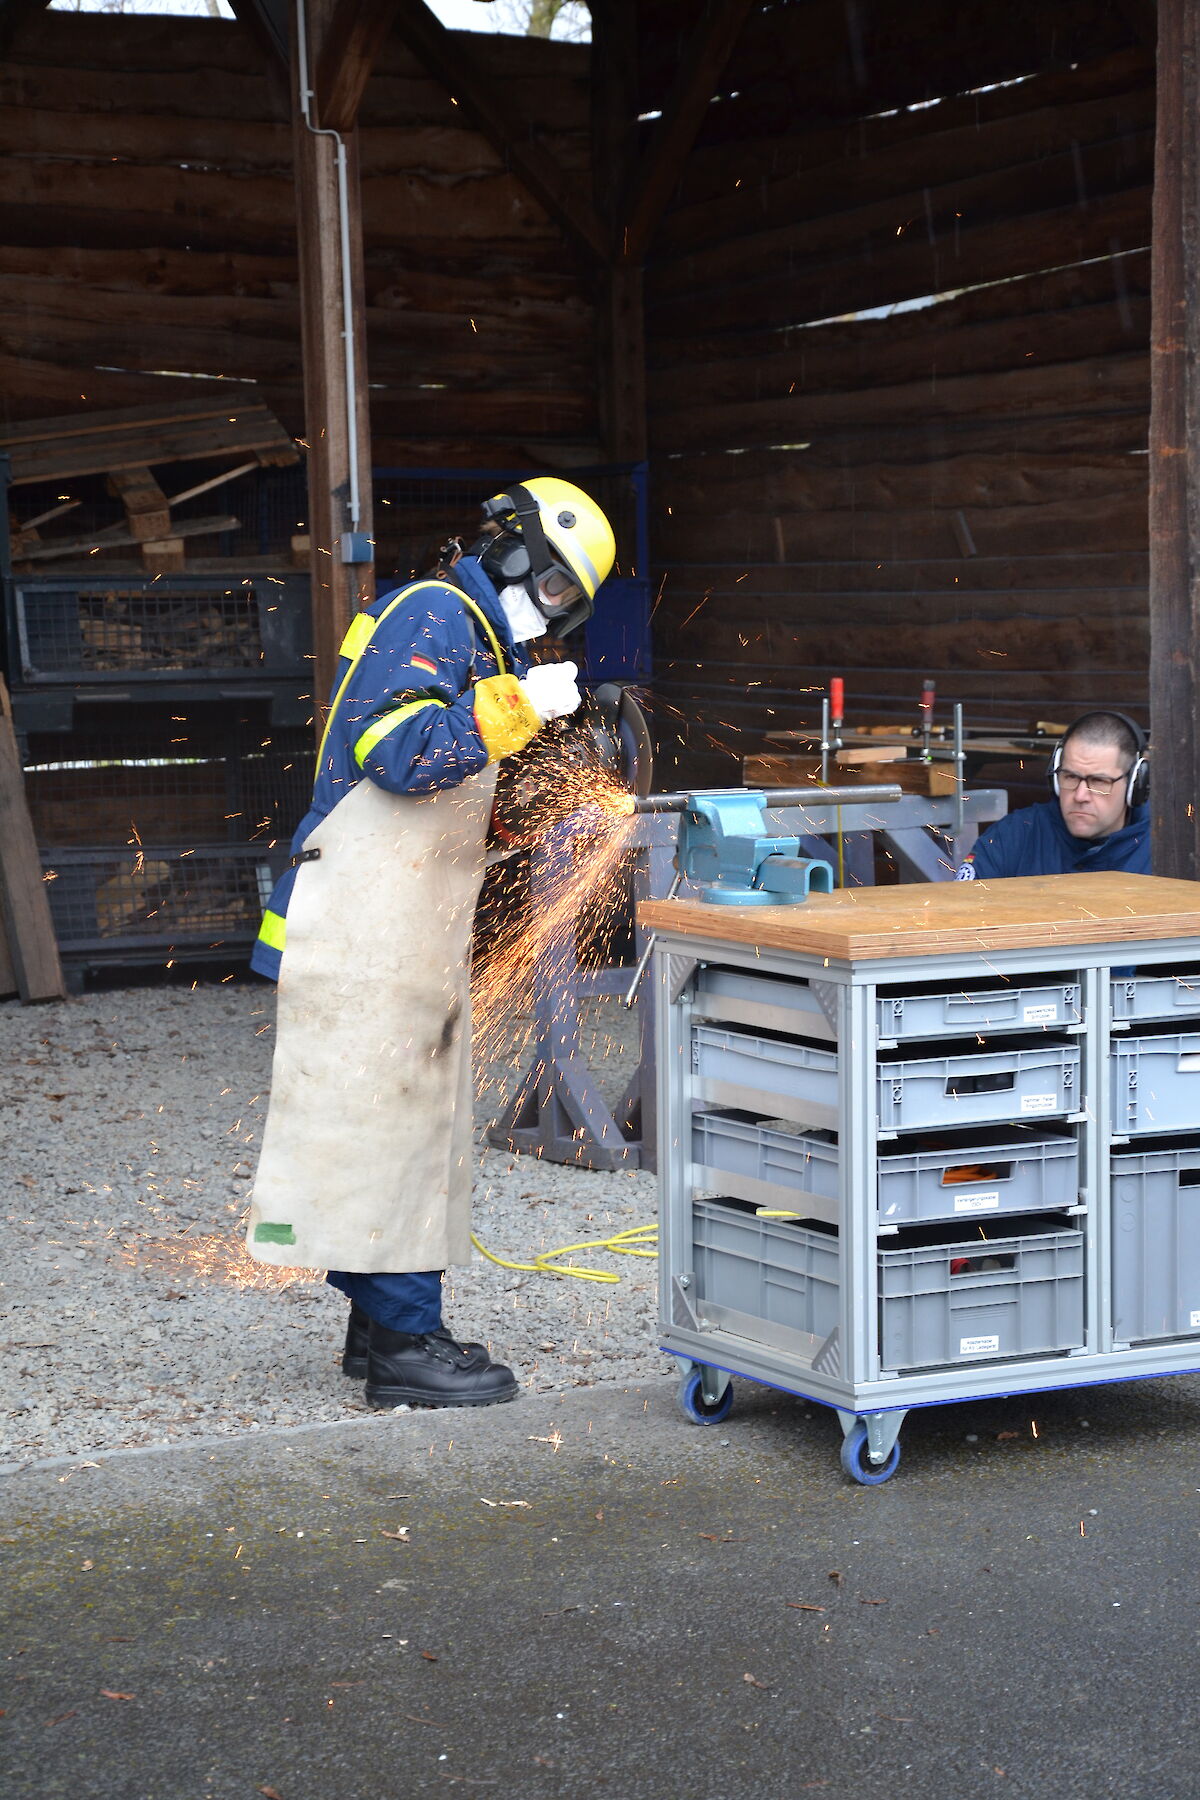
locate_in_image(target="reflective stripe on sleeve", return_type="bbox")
[258,907,287,950]
[353,696,446,767]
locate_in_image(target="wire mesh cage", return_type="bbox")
[23,723,316,850]
[25,715,315,965]
[11,574,310,683]
[41,844,291,961]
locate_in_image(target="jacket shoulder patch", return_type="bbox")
[410,652,438,676]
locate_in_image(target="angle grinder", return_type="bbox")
[489,681,654,851]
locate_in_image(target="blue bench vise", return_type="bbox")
[674,790,834,906]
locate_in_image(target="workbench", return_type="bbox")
[640,874,1200,1482]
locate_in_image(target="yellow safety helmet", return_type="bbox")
[475,476,616,635]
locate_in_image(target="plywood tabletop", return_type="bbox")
[637,873,1200,963]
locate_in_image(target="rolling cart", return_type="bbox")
[641,873,1200,1483]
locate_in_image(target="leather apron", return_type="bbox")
[246,764,496,1272]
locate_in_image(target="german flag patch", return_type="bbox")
[410,653,438,676]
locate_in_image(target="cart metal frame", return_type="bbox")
[654,921,1200,1481]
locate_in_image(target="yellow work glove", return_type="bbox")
[473,673,543,761]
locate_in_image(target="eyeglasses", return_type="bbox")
[1058,768,1126,796]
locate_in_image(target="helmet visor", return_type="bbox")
[534,564,585,623]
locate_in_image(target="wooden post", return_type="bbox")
[291,0,376,719]
[1149,0,1200,878]
[0,676,66,1003]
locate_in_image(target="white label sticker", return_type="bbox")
[1021,1092,1057,1114]
[959,1334,1000,1356]
[953,1191,1001,1212]
[1024,1004,1058,1024]
[1190,1310,1200,1330]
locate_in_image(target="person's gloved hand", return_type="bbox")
[520,660,582,725]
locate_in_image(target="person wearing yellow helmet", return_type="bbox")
[472,476,617,640]
[246,474,615,1411]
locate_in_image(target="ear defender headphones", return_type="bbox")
[1047,711,1149,809]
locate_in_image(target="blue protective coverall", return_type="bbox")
[249,558,534,1332]
[251,556,531,981]
[956,799,1151,880]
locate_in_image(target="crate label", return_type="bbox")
[953,1191,1001,1212]
[1023,1004,1058,1024]
[959,1334,1000,1356]
[1021,1092,1057,1114]
[1190,1310,1200,1330]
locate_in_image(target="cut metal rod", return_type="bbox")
[632,784,904,814]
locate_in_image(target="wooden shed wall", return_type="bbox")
[0,13,599,476]
[643,6,1154,787]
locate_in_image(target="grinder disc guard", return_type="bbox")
[489,682,653,851]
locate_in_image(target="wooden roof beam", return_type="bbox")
[619,0,756,266]
[227,0,291,69]
[316,0,399,131]
[392,0,607,263]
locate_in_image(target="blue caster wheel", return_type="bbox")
[676,1367,733,1426]
[840,1420,901,1485]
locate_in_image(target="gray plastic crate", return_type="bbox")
[692,1025,838,1128]
[876,978,1081,1044]
[1112,1139,1200,1341]
[691,1198,839,1342]
[691,1112,1080,1228]
[694,967,835,1041]
[1111,1033,1200,1135]
[1111,968,1200,1027]
[878,1040,1079,1133]
[878,1219,1085,1371]
[878,1126,1080,1225]
[692,1112,839,1222]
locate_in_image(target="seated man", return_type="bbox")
[957,710,1149,880]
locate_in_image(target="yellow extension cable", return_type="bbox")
[471,1223,658,1285]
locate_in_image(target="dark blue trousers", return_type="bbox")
[326,1269,444,1334]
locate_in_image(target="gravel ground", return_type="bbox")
[0,978,667,1467]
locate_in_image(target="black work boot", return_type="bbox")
[342,1301,370,1379]
[364,1323,519,1409]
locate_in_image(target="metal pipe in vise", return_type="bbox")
[632,783,904,814]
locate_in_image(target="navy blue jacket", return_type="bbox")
[957,800,1151,881]
[251,558,529,980]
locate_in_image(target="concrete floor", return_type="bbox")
[3,1369,1200,1800]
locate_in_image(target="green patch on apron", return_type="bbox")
[254,1221,297,1246]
